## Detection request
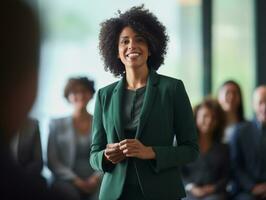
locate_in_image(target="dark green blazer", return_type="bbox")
[90,70,199,200]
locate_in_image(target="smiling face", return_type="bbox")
[118,26,149,71]
[68,84,92,111]
[196,106,217,136]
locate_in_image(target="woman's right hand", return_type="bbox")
[104,143,125,164]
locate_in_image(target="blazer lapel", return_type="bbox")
[111,76,126,141]
[136,70,159,139]
[67,117,76,167]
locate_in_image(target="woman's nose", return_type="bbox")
[128,40,136,49]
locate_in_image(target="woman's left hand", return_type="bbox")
[119,139,156,160]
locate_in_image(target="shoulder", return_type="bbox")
[97,81,119,96]
[49,116,71,128]
[235,121,254,134]
[157,73,182,84]
[27,117,39,126]
[156,73,185,90]
[20,118,39,135]
[233,120,257,141]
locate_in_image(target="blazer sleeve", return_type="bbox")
[90,90,115,173]
[47,120,77,180]
[151,80,199,172]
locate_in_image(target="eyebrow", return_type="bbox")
[119,35,143,39]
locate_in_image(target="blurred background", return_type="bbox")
[27,0,266,178]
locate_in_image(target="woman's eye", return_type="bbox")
[121,40,129,45]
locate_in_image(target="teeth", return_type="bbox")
[127,53,140,58]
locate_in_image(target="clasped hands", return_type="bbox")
[104,139,155,164]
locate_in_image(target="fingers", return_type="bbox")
[104,143,125,164]
[119,139,136,146]
[105,139,147,161]
[106,143,120,148]
[104,147,120,155]
[119,139,140,150]
[119,139,144,158]
[119,143,138,151]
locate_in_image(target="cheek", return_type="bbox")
[219,96,228,106]
[234,96,240,105]
[259,103,266,112]
[118,47,124,59]
[68,95,75,103]
[224,95,231,103]
[197,118,206,131]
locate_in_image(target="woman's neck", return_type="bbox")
[226,111,239,125]
[199,133,212,153]
[73,108,90,119]
[125,65,149,90]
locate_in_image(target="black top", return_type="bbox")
[123,86,146,131]
[121,86,146,195]
[182,142,230,193]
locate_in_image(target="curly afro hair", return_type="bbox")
[99,5,169,77]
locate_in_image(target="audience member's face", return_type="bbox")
[196,106,216,135]
[253,87,266,125]
[218,83,240,113]
[68,84,92,110]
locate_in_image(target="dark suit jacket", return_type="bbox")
[90,70,199,200]
[231,119,266,192]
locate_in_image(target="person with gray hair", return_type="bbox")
[231,85,266,200]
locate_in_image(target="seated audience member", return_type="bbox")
[0,0,55,199]
[218,80,245,144]
[217,80,246,197]
[231,86,266,200]
[10,117,43,176]
[48,77,101,200]
[182,98,230,200]
[0,1,71,199]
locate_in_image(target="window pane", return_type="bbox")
[212,0,255,118]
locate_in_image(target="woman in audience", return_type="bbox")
[218,80,246,198]
[182,98,230,200]
[48,77,101,200]
[218,80,245,143]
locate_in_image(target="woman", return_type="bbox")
[182,98,230,200]
[90,6,199,200]
[218,80,245,143]
[48,77,101,200]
